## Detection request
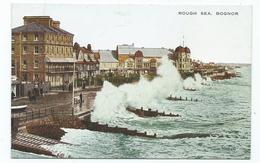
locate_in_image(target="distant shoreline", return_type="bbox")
[216,63,251,66]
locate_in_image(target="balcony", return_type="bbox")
[46,67,76,73]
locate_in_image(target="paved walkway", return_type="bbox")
[11,88,99,127]
[12,132,69,158]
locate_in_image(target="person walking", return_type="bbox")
[79,92,83,108]
[40,87,43,96]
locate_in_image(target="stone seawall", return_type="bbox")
[25,115,86,140]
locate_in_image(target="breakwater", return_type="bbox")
[86,121,156,138]
[126,106,180,117]
[166,96,201,102]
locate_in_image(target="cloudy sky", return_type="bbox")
[11,4,252,63]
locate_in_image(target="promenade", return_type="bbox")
[12,86,101,120]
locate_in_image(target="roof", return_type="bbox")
[45,57,76,63]
[12,22,73,36]
[99,50,119,63]
[134,50,143,57]
[117,44,172,57]
[175,46,191,53]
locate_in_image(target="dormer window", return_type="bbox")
[34,34,39,41]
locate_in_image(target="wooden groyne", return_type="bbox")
[126,106,180,118]
[86,121,156,138]
[166,96,201,102]
[183,88,196,91]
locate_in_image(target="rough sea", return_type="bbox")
[12,65,251,159]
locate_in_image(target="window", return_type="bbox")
[23,74,28,81]
[22,34,27,41]
[34,46,39,54]
[23,46,28,54]
[23,60,27,69]
[34,74,39,80]
[12,36,15,42]
[34,60,39,68]
[34,34,39,41]
[127,61,133,68]
[11,60,15,67]
[11,60,15,75]
[150,59,157,68]
[12,47,14,54]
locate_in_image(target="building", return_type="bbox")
[172,46,193,72]
[73,43,99,84]
[115,44,173,73]
[98,50,119,74]
[12,16,75,89]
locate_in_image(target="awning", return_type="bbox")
[45,57,77,63]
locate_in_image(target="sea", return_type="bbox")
[12,64,251,159]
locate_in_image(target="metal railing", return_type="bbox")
[12,102,73,127]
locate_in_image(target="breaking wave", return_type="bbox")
[92,56,183,123]
[183,73,210,90]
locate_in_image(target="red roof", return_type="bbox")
[134,50,143,57]
[175,46,191,53]
[184,47,191,53]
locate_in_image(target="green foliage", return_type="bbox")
[101,72,140,86]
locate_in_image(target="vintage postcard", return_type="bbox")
[10,3,251,159]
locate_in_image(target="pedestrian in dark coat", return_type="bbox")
[79,93,83,108]
[40,87,43,96]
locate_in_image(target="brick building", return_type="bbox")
[115,44,172,74]
[12,16,76,89]
[73,43,99,85]
[172,46,193,73]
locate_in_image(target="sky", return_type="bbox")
[11,4,252,63]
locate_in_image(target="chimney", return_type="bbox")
[52,20,60,28]
[23,16,52,27]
